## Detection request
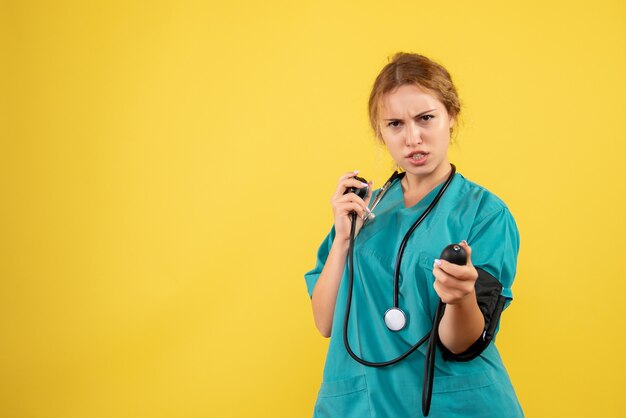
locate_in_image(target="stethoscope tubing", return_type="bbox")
[392,165,456,308]
[343,214,431,366]
[342,164,456,366]
[342,164,457,416]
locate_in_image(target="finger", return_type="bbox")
[333,177,370,198]
[433,259,476,281]
[433,258,463,276]
[341,177,370,192]
[434,275,472,303]
[433,280,446,299]
[334,192,373,219]
[433,266,465,291]
[338,170,360,182]
[332,170,360,197]
[433,280,457,303]
[334,193,367,209]
[338,202,367,218]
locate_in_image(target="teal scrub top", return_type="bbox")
[304,172,524,418]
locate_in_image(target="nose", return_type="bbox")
[405,122,422,146]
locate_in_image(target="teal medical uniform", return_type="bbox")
[305,172,524,418]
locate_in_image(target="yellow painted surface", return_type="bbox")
[1,1,625,417]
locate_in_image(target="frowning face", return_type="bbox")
[378,84,455,183]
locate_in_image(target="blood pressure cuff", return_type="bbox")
[438,267,511,362]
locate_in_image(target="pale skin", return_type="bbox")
[310,172,373,337]
[311,84,484,354]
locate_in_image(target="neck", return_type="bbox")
[401,162,452,197]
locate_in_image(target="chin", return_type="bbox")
[404,161,450,180]
[403,165,433,176]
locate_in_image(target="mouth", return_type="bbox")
[406,151,429,162]
[405,151,429,166]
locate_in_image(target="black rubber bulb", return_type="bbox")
[439,244,467,266]
[344,175,369,199]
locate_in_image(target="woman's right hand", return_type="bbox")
[331,171,373,242]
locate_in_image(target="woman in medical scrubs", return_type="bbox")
[304,53,523,417]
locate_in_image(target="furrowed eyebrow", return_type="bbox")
[383,108,437,120]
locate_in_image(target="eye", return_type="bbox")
[420,114,434,122]
[387,120,402,128]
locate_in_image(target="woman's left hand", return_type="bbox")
[432,240,479,305]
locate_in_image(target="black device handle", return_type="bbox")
[343,175,369,199]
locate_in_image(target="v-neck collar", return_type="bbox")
[391,174,454,212]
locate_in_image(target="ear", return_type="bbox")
[448,116,456,140]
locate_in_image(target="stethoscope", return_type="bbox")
[342,163,457,416]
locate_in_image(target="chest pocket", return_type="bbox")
[398,252,440,321]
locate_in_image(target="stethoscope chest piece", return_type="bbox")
[384,307,407,331]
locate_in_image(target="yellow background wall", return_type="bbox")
[2,1,625,417]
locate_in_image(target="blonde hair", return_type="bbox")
[368,52,461,142]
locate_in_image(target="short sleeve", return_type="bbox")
[304,226,336,298]
[467,206,520,305]
[440,206,520,362]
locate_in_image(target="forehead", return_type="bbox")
[378,84,445,117]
